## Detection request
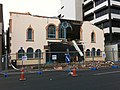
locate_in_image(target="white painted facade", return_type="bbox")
[10,13,60,53]
[9,12,60,65]
[58,0,83,21]
[81,21,104,51]
[10,14,60,53]
[81,21,105,61]
[9,12,105,65]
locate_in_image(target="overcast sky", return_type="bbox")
[0,0,61,30]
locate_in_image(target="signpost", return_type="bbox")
[65,49,71,73]
[22,56,27,61]
[102,52,106,58]
[65,54,70,64]
[22,56,27,67]
[52,55,57,60]
[52,55,57,63]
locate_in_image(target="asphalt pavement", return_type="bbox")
[0,67,120,90]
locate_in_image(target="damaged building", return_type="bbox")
[7,12,105,66]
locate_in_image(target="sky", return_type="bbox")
[0,0,61,30]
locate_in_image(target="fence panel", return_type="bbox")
[1,50,120,70]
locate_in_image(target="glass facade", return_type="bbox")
[95,0,107,6]
[83,0,120,44]
[95,7,108,18]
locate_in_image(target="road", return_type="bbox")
[0,68,120,90]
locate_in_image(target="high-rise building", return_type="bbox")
[58,0,83,21]
[0,4,5,70]
[83,0,120,44]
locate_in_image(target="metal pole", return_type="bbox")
[38,51,42,75]
[92,51,95,67]
[49,49,51,64]
[67,48,69,54]
[5,50,8,72]
[112,48,114,61]
[22,53,24,70]
[38,51,40,72]
[22,60,23,71]
[66,49,71,73]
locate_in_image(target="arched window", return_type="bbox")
[91,48,96,56]
[86,49,90,57]
[35,49,41,59]
[48,25,56,38]
[26,26,34,41]
[97,49,101,56]
[18,47,25,59]
[91,32,96,43]
[27,47,33,59]
[66,27,72,39]
[59,25,65,38]
[58,22,72,39]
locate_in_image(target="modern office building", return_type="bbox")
[0,4,5,70]
[83,0,120,44]
[58,0,83,21]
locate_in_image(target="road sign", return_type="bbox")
[65,54,70,64]
[52,55,57,60]
[102,52,106,58]
[22,56,27,61]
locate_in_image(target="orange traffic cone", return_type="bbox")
[20,69,26,81]
[72,67,78,77]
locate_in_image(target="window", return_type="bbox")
[18,47,25,59]
[113,0,120,2]
[86,49,90,57]
[83,2,93,12]
[95,21,109,29]
[91,32,96,43]
[83,13,94,21]
[48,25,56,39]
[91,48,96,56]
[95,8,108,18]
[58,22,72,39]
[97,49,101,56]
[59,25,65,38]
[35,49,41,59]
[111,6,120,15]
[112,19,120,28]
[26,27,34,41]
[27,47,33,59]
[66,27,72,40]
[95,0,106,6]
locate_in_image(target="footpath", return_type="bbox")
[0,61,120,77]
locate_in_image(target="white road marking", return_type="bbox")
[93,71,120,75]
